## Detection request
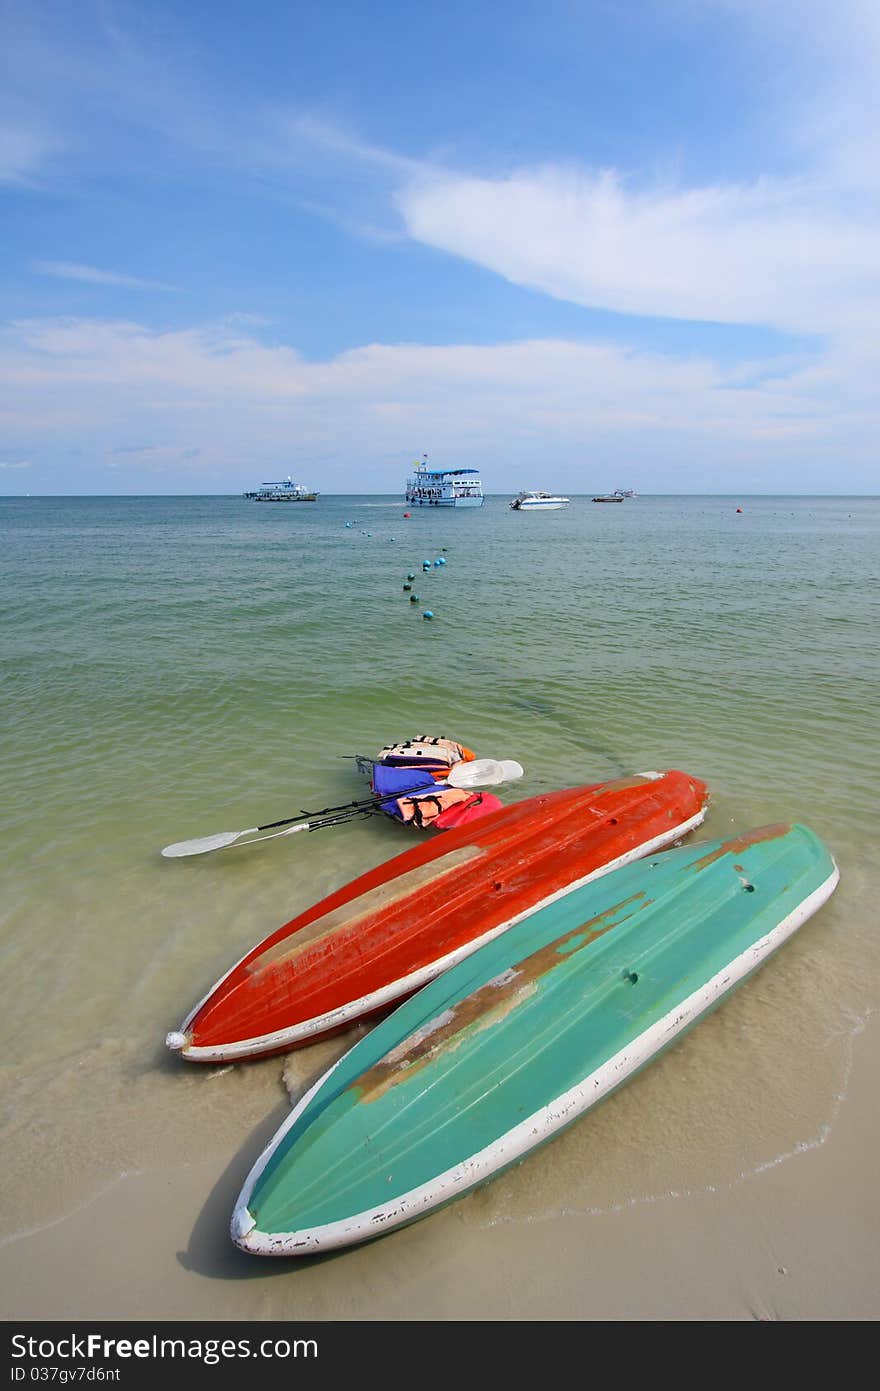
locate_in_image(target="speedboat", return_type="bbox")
[509,490,570,511]
[592,488,635,502]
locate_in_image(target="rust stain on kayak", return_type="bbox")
[689,824,791,871]
[353,892,650,1103]
[249,845,483,972]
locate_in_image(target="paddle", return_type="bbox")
[160,758,524,858]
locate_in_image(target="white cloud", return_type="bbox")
[371,3,880,357]
[284,1,880,341]
[32,262,176,290]
[0,458,32,469]
[396,167,878,338]
[0,318,875,491]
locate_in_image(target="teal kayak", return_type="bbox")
[231,823,838,1255]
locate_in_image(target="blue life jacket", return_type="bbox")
[370,763,439,819]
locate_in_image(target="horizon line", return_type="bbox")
[2,492,878,501]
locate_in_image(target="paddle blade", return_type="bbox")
[161,830,245,858]
[496,760,524,782]
[447,757,523,789]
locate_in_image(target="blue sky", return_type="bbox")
[1,0,878,494]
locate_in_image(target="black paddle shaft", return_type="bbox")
[255,781,438,833]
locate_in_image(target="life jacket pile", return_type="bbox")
[369,735,503,830]
[373,736,474,777]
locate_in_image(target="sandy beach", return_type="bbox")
[3,1006,878,1322]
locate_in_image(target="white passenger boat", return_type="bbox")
[244,477,318,502]
[405,458,483,508]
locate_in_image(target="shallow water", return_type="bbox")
[1,492,878,1308]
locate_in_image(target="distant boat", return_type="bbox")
[244,477,318,502]
[405,456,483,508]
[509,490,570,511]
[592,489,636,503]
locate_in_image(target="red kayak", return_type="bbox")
[166,770,709,1063]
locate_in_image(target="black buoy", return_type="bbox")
[410,594,420,604]
[403,583,412,591]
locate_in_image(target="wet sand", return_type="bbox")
[3,1007,877,1323]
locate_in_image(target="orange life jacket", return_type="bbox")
[395,785,477,828]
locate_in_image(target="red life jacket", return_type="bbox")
[432,791,504,830]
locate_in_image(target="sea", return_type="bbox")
[1,492,878,1315]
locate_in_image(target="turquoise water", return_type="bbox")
[1,493,878,1306]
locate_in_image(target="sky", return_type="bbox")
[1,0,878,495]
